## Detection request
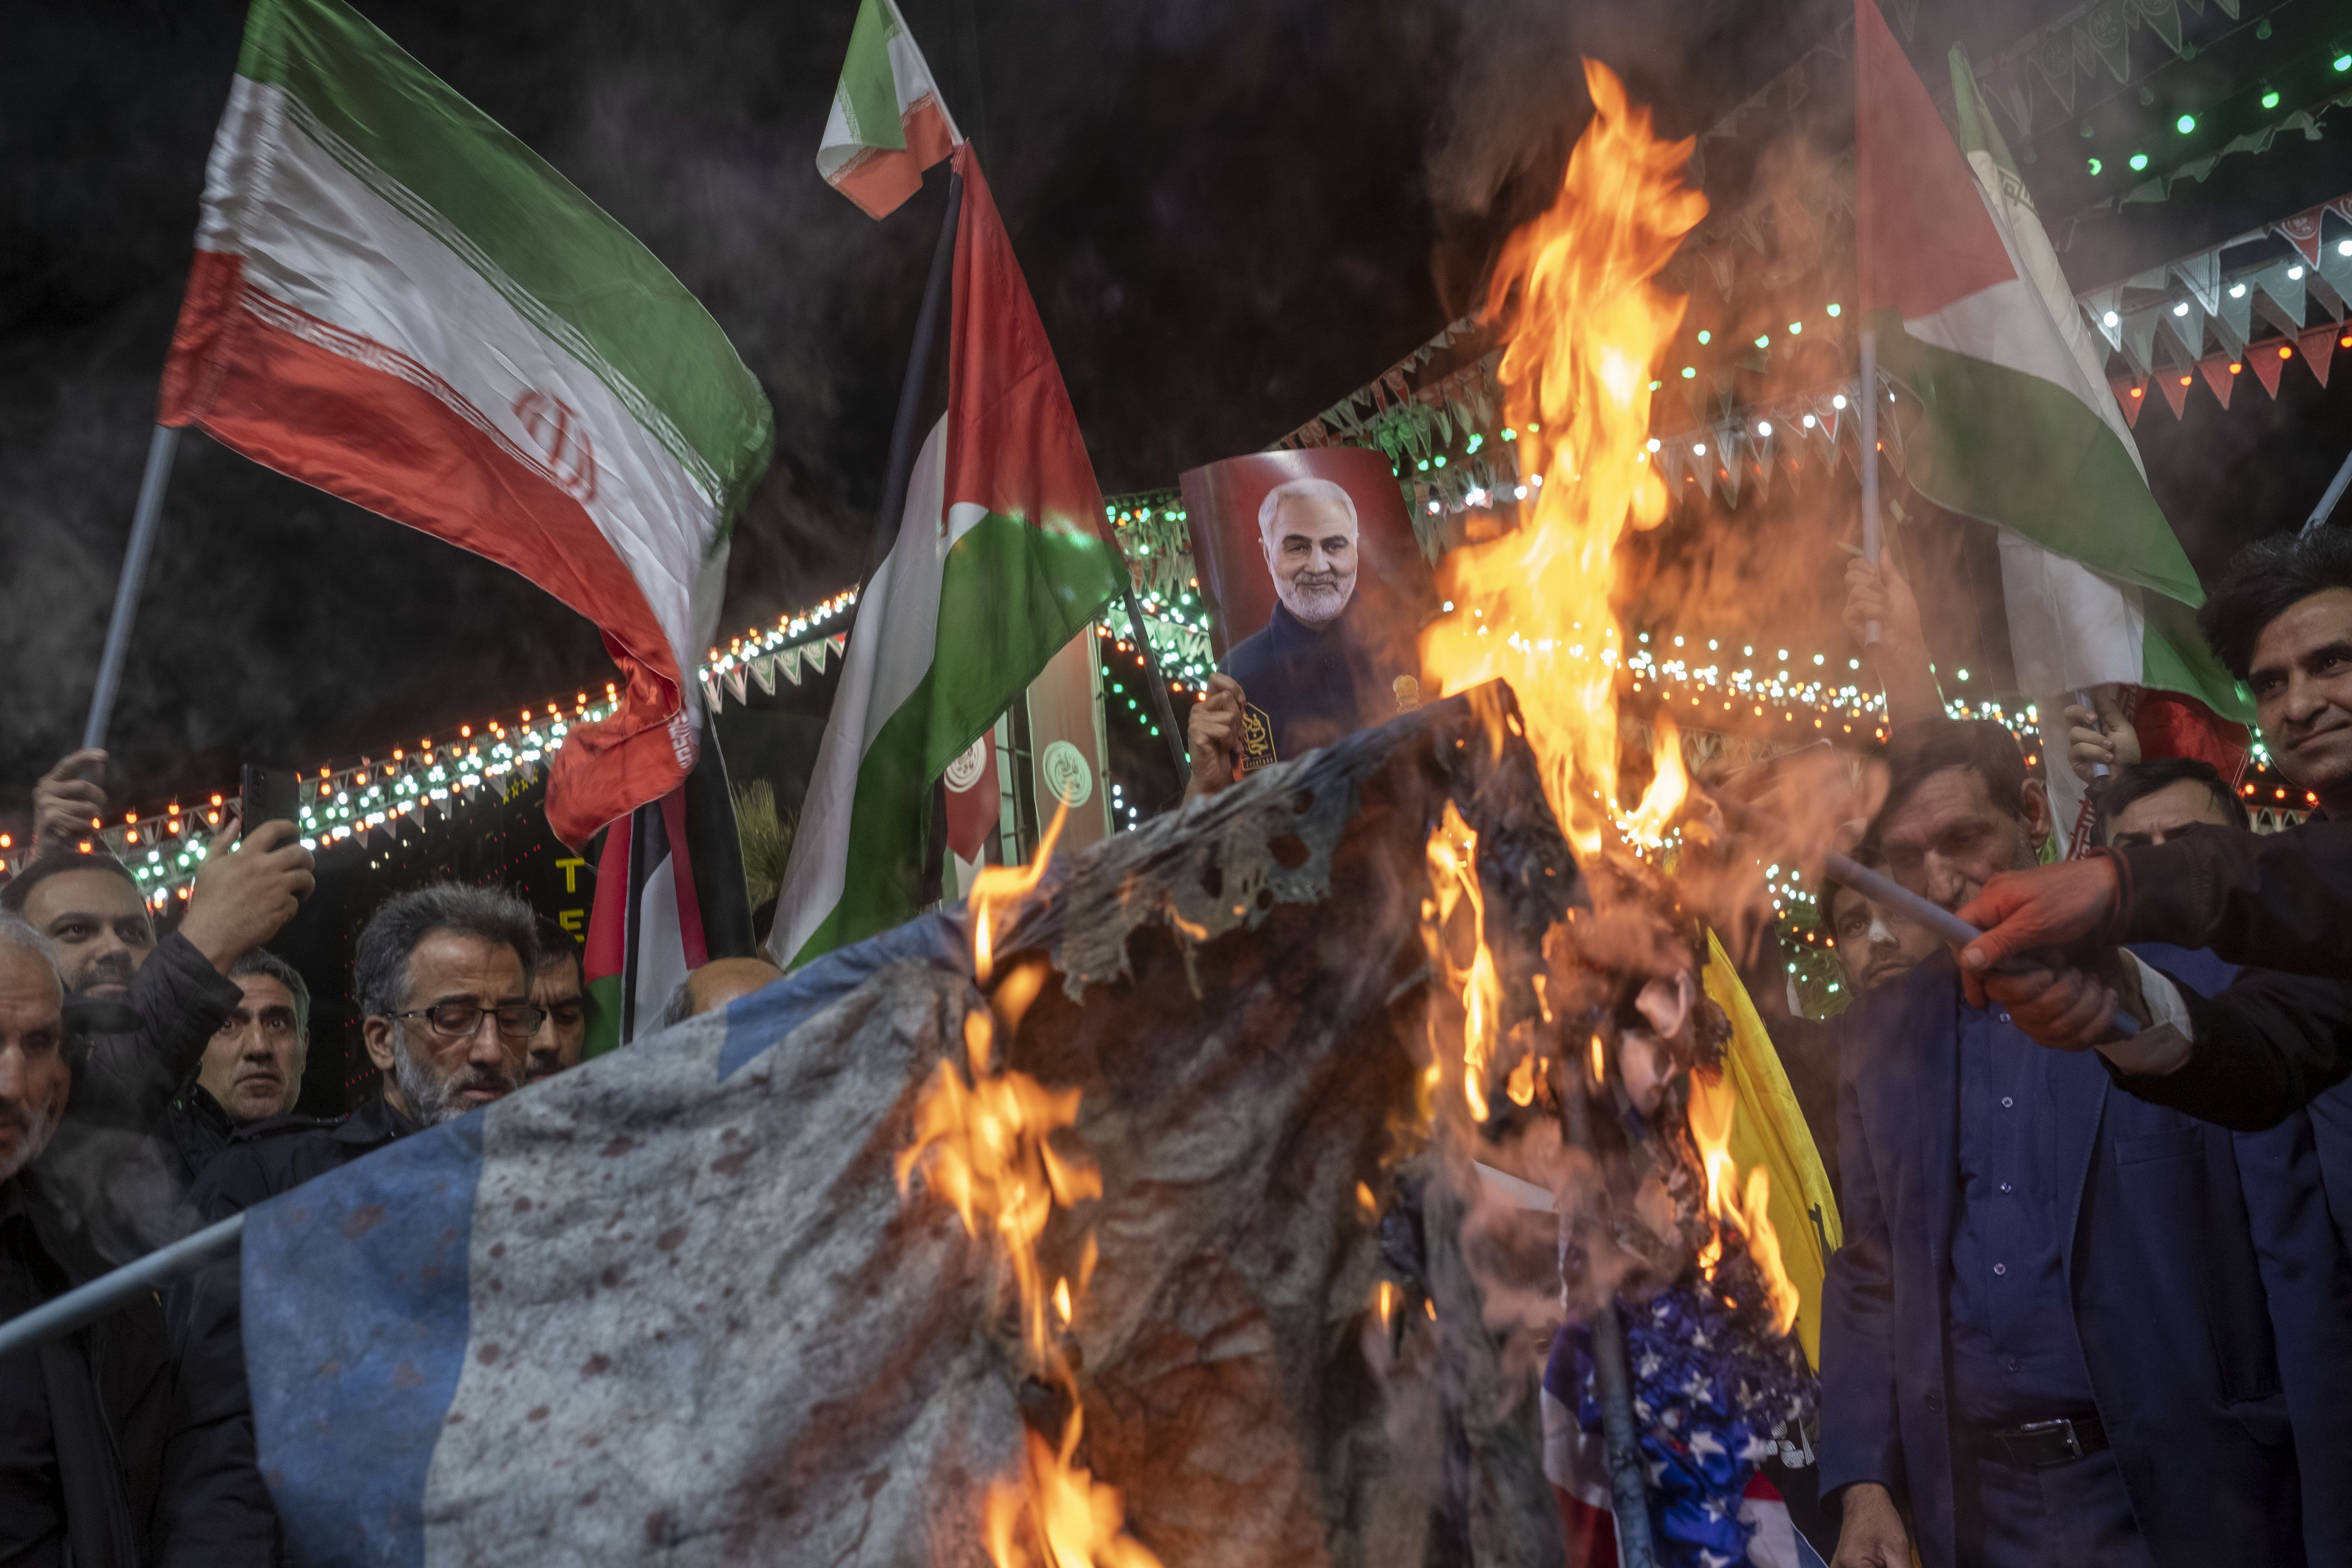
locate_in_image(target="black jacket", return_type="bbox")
[0,1171,231,1568]
[160,1083,236,1196]
[2102,818,2352,1129]
[185,1086,414,1225]
[1224,595,1416,767]
[163,1087,419,1563]
[42,932,241,1266]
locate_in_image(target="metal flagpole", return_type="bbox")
[0,1213,242,1362]
[81,424,182,751]
[1858,331,1882,649]
[1084,520,1191,781]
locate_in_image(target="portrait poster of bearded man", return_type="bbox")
[1180,447,1437,771]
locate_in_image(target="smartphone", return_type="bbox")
[240,763,300,837]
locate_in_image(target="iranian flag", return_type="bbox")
[161,0,773,848]
[1854,0,2249,824]
[770,143,1124,969]
[817,0,959,221]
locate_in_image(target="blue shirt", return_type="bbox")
[1947,1003,2099,1425]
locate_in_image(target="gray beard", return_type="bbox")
[392,1029,512,1126]
[1281,574,1353,628]
[0,1098,62,1182]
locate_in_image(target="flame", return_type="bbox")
[1418,60,1706,858]
[1375,1279,1399,1330]
[1423,803,1504,1120]
[1622,713,1690,847]
[1505,1053,1538,1107]
[897,814,1160,1568]
[1684,1068,1799,1336]
[972,800,1069,985]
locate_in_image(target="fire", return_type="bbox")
[971,800,1069,985]
[1684,1067,1799,1335]
[1419,60,1706,857]
[1423,803,1504,1120]
[898,817,1161,1568]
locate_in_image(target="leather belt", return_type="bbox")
[1973,1413,2109,1470]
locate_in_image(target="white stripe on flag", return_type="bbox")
[207,76,717,678]
[771,416,951,965]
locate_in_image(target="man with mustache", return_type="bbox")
[1190,478,1418,795]
[523,915,586,1083]
[189,882,539,1219]
[162,950,312,1185]
[1,806,314,1261]
[167,884,543,1556]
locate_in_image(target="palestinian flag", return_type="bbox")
[1854,0,2250,769]
[770,144,1124,969]
[581,724,755,1056]
[161,0,773,848]
[817,0,959,220]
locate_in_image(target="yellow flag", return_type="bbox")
[1695,931,1842,1367]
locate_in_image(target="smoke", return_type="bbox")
[2,0,1463,815]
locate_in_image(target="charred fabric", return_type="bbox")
[725,679,1806,1567]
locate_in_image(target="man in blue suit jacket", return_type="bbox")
[1820,723,2316,1568]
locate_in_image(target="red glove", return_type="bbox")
[1954,854,2123,1006]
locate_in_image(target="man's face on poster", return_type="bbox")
[1259,485,1359,630]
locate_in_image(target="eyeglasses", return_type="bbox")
[385,1002,546,1040]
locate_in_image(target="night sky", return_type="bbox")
[5,0,2347,825]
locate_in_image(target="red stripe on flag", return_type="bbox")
[658,788,710,971]
[942,144,1104,532]
[1853,0,2015,320]
[159,250,688,846]
[832,96,956,220]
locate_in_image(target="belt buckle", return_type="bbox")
[2012,1417,2084,1463]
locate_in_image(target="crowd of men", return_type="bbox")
[5,518,2347,1563]
[0,757,779,1562]
[1803,528,2352,1568]
[1187,525,2352,1567]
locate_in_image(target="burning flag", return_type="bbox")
[1853,0,2248,817]
[160,0,772,849]
[771,144,1125,969]
[817,0,960,219]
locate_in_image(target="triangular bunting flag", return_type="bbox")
[2119,304,2163,376]
[2082,286,2124,350]
[2212,281,2252,358]
[2276,205,2328,267]
[2252,260,2307,336]
[1689,440,1717,502]
[2112,375,2147,426]
[702,674,723,712]
[2171,248,2221,314]
[2159,298,2207,361]
[2250,343,2287,397]
[2300,325,2339,388]
[802,636,829,676]
[828,632,848,661]
[723,665,748,705]
[2197,355,2236,409]
[2157,368,2192,417]
[779,646,804,685]
[750,655,777,697]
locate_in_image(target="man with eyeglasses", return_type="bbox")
[171,883,541,1555]
[525,915,586,1083]
[188,882,539,1221]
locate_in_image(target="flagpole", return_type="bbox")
[0,1213,242,1363]
[620,801,652,1044]
[1087,523,1191,781]
[866,172,962,577]
[2301,443,2352,535]
[1858,330,1882,650]
[82,424,182,751]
